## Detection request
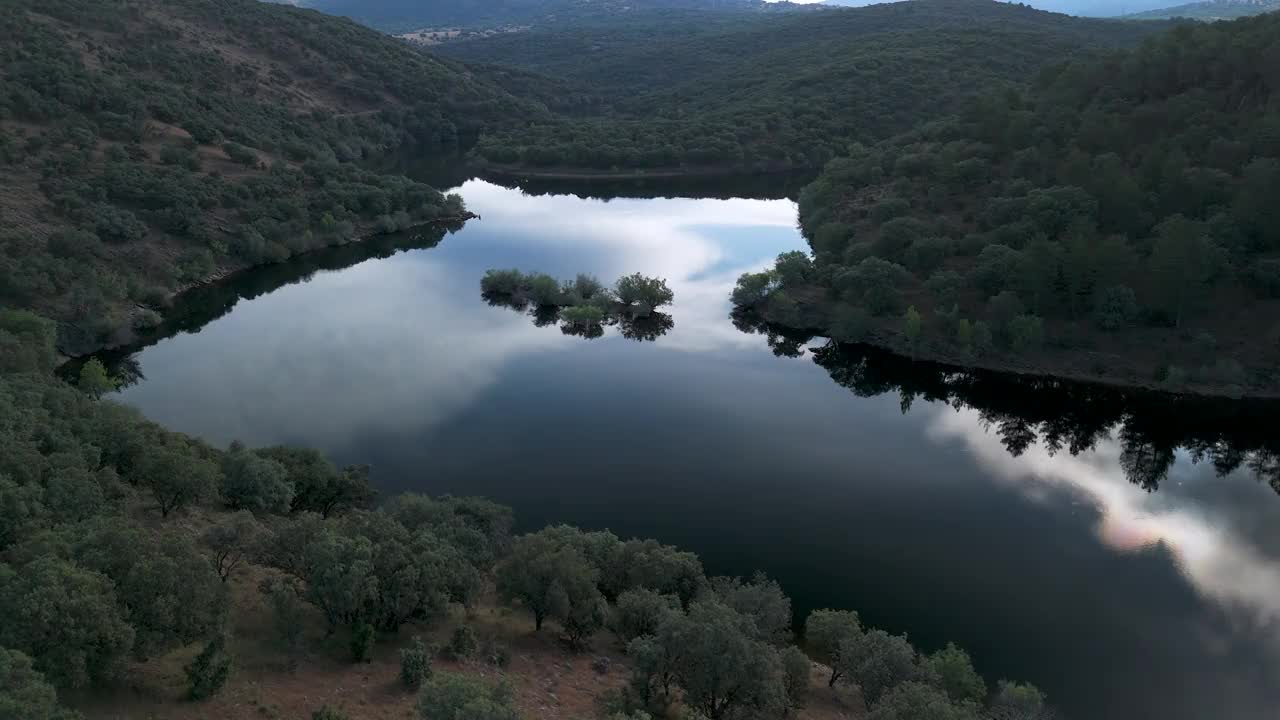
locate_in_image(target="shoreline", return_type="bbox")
[741,304,1279,401]
[57,213,476,363]
[474,162,814,181]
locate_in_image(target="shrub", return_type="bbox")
[479,637,511,668]
[481,269,526,296]
[731,271,778,307]
[416,673,520,720]
[592,656,612,675]
[444,625,478,661]
[400,637,433,688]
[615,273,674,311]
[185,638,231,700]
[313,706,350,720]
[1094,285,1138,331]
[561,305,605,328]
[526,274,563,306]
[223,142,257,166]
[570,273,605,299]
[350,622,375,663]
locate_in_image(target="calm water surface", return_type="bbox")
[105,179,1280,720]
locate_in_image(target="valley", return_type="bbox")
[2,1,1280,720]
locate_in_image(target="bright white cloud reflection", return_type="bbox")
[930,406,1280,644]
[118,181,804,449]
[453,180,803,352]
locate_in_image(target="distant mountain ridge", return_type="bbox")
[1128,0,1280,19]
[299,0,806,33]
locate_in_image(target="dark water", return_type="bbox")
[98,178,1280,720]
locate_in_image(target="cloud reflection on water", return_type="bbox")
[931,406,1280,648]
[117,181,804,449]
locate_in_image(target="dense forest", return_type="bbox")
[297,0,807,34]
[436,0,1174,173]
[733,11,1280,395]
[0,0,547,355]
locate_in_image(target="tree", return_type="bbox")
[923,643,986,704]
[76,359,116,399]
[904,306,923,353]
[0,648,82,720]
[669,601,786,720]
[220,443,293,513]
[1093,284,1138,331]
[550,563,607,649]
[1148,216,1220,327]
[972,321,994,356]
[1008,314,1044,353]
[417,673,521,720]
[781,646,812,713]
[262,577,307,668]
[626,633,681,711]
[989,680,1054,720]
[708,573,793,645]
[600,538,704,606]
[971,245,1024,297]
[835,628,918,706]
[203,510,265,582]
[836,258,912,316]
[804,609,862,687]
[73,519,227,660]
[774,251,815,287]
[400,636,433,688]
[615,273,674,312]
[867,681,981,720]
[256,447,372,517]
[134,445,218,518]
[613,588,681,643]
[496,531,600,635]
[732,271,779,307]
[0,558,135,689]
[956,318,973,352]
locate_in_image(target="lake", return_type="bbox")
[99,177,1280,720]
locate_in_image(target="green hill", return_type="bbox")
[301,0,807,34]
[0,0,542,354]
[734,12,1280,395]
[436,0,1176,173]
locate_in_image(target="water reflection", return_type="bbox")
[92,178,1280,719]
[732,309,1280,498]
[735,309,1280,692]
[480,290,675,343]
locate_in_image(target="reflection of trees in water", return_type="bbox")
[78,223,464,384]
[732,308,1280,497]
[484,291,674,343]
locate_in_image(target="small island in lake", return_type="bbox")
[481,269,675,340]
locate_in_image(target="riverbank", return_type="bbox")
[474,161,813,182]
[741,296,1278,400]
[58,213,476,361]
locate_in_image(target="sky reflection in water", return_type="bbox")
[113,180,1280,720]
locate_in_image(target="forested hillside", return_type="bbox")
[302,0,805,34]
[437,0,1174,173]
[0,0,543,355]
[734,12,1280,395]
